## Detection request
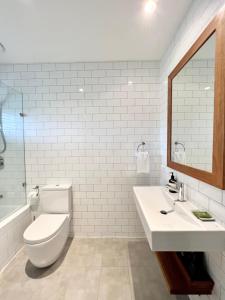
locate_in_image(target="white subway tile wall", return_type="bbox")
[0,60,161,237]
[160,1,225,300]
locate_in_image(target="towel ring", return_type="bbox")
[137,142,146,152]
[174,141,185,151]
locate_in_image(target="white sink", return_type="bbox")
[133,186,225,251]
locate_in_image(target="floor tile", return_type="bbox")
[63,267,101,300]
[127,239,154,267]
[130,266,176,300]
[98,267,132,300]
[0,238,189,300]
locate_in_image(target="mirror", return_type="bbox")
[171,33,215,172]
[167,7,225,189]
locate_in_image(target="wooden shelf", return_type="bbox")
[155,252,214,295]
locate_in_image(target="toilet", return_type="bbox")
[23,184,72,268]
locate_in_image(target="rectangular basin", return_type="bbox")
[133,186,225,251]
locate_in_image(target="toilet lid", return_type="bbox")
[23,214,69,245]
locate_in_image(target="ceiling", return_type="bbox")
[0,0,192,63]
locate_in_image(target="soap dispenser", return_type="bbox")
[168,172,177,189]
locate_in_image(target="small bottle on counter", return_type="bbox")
[168,172,177,193]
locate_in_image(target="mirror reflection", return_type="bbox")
[171,33,215,172]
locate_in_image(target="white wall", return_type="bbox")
[0,60,161,237]
[160,1,225,299]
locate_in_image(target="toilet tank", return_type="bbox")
[40,184,72,214]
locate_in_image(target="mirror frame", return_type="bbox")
[167,7,225,189]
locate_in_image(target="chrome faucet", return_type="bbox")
[165,181,185,202]
[178,182,185,202]
[161,182,185,215]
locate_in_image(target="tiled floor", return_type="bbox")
[0,238,188,300]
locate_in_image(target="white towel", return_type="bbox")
[174,150,186,164]
[136,151,150,174]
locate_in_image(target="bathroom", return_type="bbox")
[0,0,225,299]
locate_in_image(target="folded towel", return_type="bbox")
[174,150,186,164]
[136,151,150,174]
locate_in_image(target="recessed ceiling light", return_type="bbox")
[128,81,133,86]
[144,0,156,14]
[204,86,211,90]
[79,88,84,92]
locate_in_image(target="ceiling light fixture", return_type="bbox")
[128,81,133,86]
[204,86,211,90]
[79,88,84,92]
[144,0,156,14]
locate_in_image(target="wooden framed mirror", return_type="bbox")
[167,7,225,189]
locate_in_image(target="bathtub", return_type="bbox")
[0,204,31,271]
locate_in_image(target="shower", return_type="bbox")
[0,96,7,153]
[0,81,26,223]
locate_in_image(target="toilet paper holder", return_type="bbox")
[27,186,40,207]
[33,185,39,197]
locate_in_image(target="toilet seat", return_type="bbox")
[23,214,69,245]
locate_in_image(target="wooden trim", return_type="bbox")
[167,6,225,189]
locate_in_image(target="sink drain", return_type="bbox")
[160,209,174,215]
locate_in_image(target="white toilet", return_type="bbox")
[23,184,72,268]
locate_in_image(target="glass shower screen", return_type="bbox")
[0,81,26,221]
